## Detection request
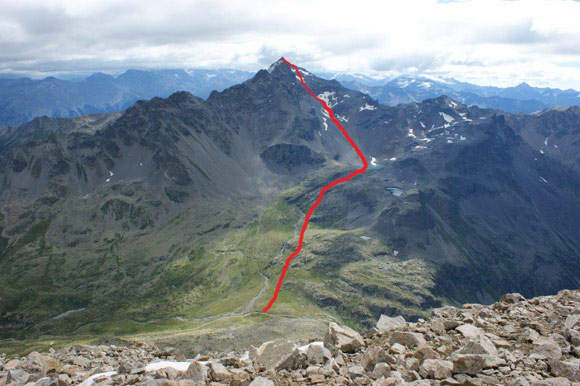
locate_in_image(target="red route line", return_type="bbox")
[262,57,369,313]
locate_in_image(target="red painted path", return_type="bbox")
[262,57,368,312]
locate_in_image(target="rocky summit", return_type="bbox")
[2,290,579,385]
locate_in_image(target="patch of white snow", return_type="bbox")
[359,103,376,111]
[439,112,454,123]
[144,361,192,372]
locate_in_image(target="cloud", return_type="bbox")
[0,0,579,88]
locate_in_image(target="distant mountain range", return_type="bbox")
[1,68,579,129]
[1,59,579,344]
[0,69,254,127]
[330,74,580,113]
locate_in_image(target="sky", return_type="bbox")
[1,0,580,89]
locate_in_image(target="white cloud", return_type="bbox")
[0,0,580,89]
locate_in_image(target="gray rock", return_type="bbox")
[183,361,207,383]
[306,344,331,364]
[249,377,276,386]
[324,322,364,353]
[531,343,562,360]
[501,293,525,303]
[372,363,391,379]
[413,344,440,362]
[391,331,426,349]
[419,359,453,379]
[209,361,232,382]
[456,324,484,338]
[254,339,299,371]
[455,335,498,357]
[376,315,406,333]
[565,315,580,330]
[548,359,580,381]
[6,369,30,385]
[360,345,388,371]
[452,354,506,375]
[531,378,572,386]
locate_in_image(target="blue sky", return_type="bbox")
[1,0,580,89]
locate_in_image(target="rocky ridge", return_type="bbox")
[1,290,579,385]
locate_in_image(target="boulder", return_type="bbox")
[413,344,441,362]
[548,359,580,382]
[209,361,232,383]
[26,352,62,375]
[419,359,453,379]
[229,368,250,385]
[455,324,483,338]
[372,362,391,379]
[360,345,388,371]
[565,315,580,330]
[306,343,331,364]
[390,331,426,349]
[501,293,525,303]
[454,335,498,357]
[253,339,299,371]
[6,369,30,385]
[452,354,506,375]
[249,376,275,386]
[531,343,562,360]
[376,315,406,333]
[324,322,364,353]
[183,361,207,383]
[531,378,573,386]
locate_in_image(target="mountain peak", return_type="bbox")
[267,57,286,73]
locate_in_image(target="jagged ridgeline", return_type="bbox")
[0,59,579,349]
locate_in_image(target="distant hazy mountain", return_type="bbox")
[0,69,254,127]
[321,73,580,113]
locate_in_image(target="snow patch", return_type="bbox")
[439,112,454,123]
[205,74,216,79]
[322,117,328,131]
[544,137,549,146]
[393,250,399,256]
[359,103,376,111]
[53,308,86,320]
[318,91,338,108]
[144,361,192,372]
[414,145,427,151]
[540,176,549,183]
[408,128,417,139]
[540,149,544,154]
[420,121,426,128]
[460,136,467,141]
[449,101,458,108]
[387,188,405,196]
[389,157,397,161]
[298,341,324,353]
[370,157,378,166]
[336,115,349,122]
[360,236,372,240]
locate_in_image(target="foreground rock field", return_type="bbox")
[1,290,580,385]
